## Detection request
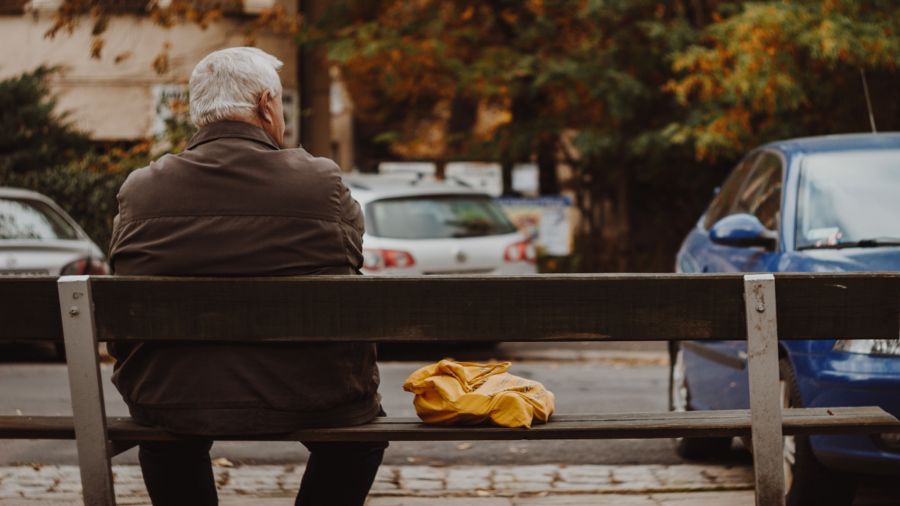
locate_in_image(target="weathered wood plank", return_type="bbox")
[92,274,749,342]
[776,273,900,341]
[2,408,896,441]
[2,273,896,343]
[85,273,899,343]
[0,277,62,341]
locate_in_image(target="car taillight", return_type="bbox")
[61,258,109,276]
[504,240,536,264]
[363,249,416,271]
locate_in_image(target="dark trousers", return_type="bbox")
[138,439,387,506]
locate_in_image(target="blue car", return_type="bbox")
[673,133,900,505]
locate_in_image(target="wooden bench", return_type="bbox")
[1,273,899,506]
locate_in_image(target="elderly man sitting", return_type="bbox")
[108,47,385,506]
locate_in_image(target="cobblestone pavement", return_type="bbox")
[0,463,754,505]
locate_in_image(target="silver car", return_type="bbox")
[345,174,537,275]
[0,187,108,277]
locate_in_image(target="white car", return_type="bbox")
[0,187,108,276]
[346,174,536,275]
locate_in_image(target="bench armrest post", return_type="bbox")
[744,274,786,506]
[59,276,116,506]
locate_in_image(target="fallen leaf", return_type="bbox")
[212,457,234,468]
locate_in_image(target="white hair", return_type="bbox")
[189,47,284,128]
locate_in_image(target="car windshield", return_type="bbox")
[367,195,517,239]
[796,150,900,249]
[0,198,79,240]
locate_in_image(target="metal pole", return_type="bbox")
[59,275,116,506]
[744,274,786,506]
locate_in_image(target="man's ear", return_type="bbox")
[257,90,273,124]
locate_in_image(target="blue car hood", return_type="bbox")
[783,246,900,272]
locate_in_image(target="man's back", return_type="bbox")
[108,121,380,435]
[111,121,363,277]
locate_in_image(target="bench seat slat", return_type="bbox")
[2,407,896,442]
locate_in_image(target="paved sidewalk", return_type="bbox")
[0,463,754,505]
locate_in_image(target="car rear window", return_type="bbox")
[0,198,79,240]
[367,195,517,239]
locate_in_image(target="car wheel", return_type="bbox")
[779,358,857,506]
[668,342,732,459]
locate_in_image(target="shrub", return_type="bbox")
[0,66,91,174]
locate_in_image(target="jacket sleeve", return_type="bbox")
[108,213,122,274]
[339,179,365,271]
[107,170,137,275]
[107,167,146,276]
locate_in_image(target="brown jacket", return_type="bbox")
[108,121,380,435]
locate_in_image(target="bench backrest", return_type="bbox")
[4,273,898,343]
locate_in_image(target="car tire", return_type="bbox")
[668,342,733,460]
[779,358,857,506]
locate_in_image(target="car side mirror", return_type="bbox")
[709,214,777,250]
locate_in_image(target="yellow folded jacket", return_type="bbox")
[402,359,555,428]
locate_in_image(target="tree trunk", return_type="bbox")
[573,166,601,272]
[537,135,559,195]
[574,162,633,273]
[501,160,514,195]
[501,80,537,196]
[442,93,476,184]
[614,170,631,272]
[446,93,478,154]
[299,0,332,157]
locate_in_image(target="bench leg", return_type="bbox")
[744,274,785,506]
[59,276,116,506]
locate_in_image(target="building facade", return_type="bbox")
[0,0,353,168]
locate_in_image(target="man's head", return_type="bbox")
[189,47,286,146]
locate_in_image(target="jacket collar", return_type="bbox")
[186,121,281,151]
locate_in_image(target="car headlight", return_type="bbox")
[833,339,900,356]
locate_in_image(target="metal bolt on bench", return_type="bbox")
[1,273,898,506]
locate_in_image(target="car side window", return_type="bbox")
[732,152,783,231]
[703,153,758,229]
